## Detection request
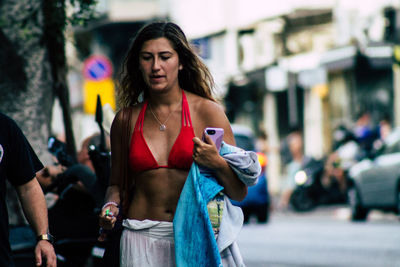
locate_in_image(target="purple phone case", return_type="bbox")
[203,127,224,151]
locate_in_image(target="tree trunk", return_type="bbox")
[42,0,77,158]
[0,0,78,164]
[0,0,54,164]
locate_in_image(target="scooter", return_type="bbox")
[289,157,326,212]
[289,125,367,212]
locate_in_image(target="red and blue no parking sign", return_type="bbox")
[82,54,116,114]
[83,55,113,81]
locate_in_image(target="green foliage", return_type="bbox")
[43,0,99,76]
[44,0,99,34]
[0,0,98,45]
[0,2,44,45]
[68,0,99,26]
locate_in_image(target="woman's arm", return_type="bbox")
[99,109,127,230]
[193,101,247,201]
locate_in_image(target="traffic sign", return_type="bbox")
[83,55,113,81]
[83,79,116,114]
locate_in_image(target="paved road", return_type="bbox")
[237,206,400,267]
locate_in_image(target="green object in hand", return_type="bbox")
[106,209,110,216]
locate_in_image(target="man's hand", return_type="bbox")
[16,179,56,266]
[35,240,57,267]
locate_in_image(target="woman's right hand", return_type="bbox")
[98,203,120,241]
[99,203,120,230]
[192,136,225,170]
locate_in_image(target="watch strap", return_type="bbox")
[37,233,54,244]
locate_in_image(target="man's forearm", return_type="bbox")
[16,178,49,236]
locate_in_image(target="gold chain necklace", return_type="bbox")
[148,98,181,131]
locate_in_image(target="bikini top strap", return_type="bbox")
[134,101,147,131]
[181,91,192,127]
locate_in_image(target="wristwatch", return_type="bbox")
[37,233,55,244]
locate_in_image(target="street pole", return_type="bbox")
[393,46,400,127]
[263,92,281,195]
[288,72,298,128]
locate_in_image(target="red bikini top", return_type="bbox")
[129,90,195,173]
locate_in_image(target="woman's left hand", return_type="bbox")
[192,135,225,170]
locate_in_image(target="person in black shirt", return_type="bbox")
[0,112,56,267]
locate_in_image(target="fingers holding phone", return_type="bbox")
[202,127,224,151]
[193,128,225,170]
[202,134,216,148]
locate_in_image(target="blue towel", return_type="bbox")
[174,142,260,266]
[173,162,223,267]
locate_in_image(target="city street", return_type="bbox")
[237,205,400,267]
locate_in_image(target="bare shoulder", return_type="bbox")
[111,105,142,135]
[185,91,225,123]
[185,91,235,144]
[114,106,140,121]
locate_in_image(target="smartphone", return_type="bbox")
[202,127,224,151]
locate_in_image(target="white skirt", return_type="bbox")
[120,219,244,267]
[120,219,175,267]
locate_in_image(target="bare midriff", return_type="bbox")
[126,168,189,222]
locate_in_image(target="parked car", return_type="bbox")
[230,124,270,223]
[347,127,400,221]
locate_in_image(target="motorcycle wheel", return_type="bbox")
[289,189,315,212]
[348,186,368,221]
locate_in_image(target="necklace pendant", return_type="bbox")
[160,124,166,131]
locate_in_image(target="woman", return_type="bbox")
[99,21,247,266]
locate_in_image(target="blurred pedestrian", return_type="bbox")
[372,114,392,152]
[1,112,56,267]
[279,130,311,209]
[256,128,269,155]
[353,111,373,140]
[98,21,248,266]
[37,132,110,195]
[353,111,377,158]
[321,152,347,197]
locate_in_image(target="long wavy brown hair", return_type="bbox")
[117,21,216,107]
